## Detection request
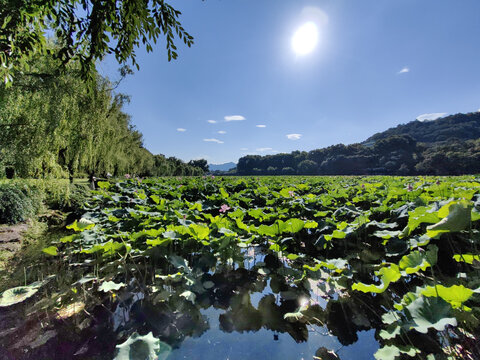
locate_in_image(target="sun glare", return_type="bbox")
[292,22,319,55]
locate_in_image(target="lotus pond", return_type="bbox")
[1,175,480,359]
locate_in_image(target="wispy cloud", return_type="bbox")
[177,128,186,132]
[224,115,246,122]
[240,147,248,151]
[416,112,447,122]
[256,124,266,128]
[286,133,302,140]
[203,138,224,144]
[207,120,217,124]
[217,130,227,134]
[398,67,410,74]
[256,147,273,152]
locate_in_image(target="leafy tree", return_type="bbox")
[188,159,209,172]
[0,0,193,83]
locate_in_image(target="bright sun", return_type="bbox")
[291,22,319,55]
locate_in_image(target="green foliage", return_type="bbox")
[0,183,36,223]
[1,0,193,84]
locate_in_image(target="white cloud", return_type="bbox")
[240,147,248,151]
[224,115,246,122]
[203,138,224,144]
[256,147,273,152]
[398,67,410,74]
[217,130,227,134]
[286,133,302,140]
[256,124,266,128]
[177,128,186,132]
[416,112,447,122]
[207,120,217,124]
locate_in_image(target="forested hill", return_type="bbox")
[236,112,480,176]
[364,112,480,144]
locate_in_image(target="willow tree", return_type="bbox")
[0,0,193,84]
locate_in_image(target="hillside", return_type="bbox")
[236,111,480,176]
[364,112,480,144]
[209,162,236,172]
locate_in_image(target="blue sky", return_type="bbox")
[99,0,480,165]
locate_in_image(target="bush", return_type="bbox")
[0,180,91,224]
[0,184,36,224]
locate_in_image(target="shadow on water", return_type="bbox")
[0,242,379,359]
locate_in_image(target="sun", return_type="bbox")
[291,22,319,55]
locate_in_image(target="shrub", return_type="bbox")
[0,184,35,224]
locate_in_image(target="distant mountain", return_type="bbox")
[236,111,480,176]
[364,112,480,145]
[209,162,236,172]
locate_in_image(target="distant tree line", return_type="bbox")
[0,50,205,179]
[237,133,480,176]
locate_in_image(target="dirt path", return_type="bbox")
[0,223,29,270]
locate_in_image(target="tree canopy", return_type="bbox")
[0,0,193,84]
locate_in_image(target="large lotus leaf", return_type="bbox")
[373,230,402,240]
[374,345,420,360]
[324,230,346,241]
[67,219,95,232]
[146,238,171,247]
[399,250,433,275]
[426,200,472,237]
[405,206,440,236]
[81,240,127,256]
[352,264,401,293]
[283,218,305,233]
[0,286,39,307]
[379,324,402,340]
[421,284,474,309]
[453,254,480,264]
[114,332,171,360]
[255,223,281,236]
[405,296,457,333]
[188,223,210,240]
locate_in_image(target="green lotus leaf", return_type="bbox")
[304,220,318,228]
[81,240,126,256]
[352,264,401,293]
[188,223,210,240]
[405,206,440,236]
[60,234,80,243]
[373,230,402,240]
[405,296,457,333]
[426,200,472,237]
[379,323,402,340]
[399,250,431,274]
[283,218,305,233]
[453,254,480,264]
[99,281,125,292]
[381,311,399,325]
[67,219,95,232]
[114,332,171,360]
[421,284,474,309]
[97,181,111,190]
[42,246,58,256]
[0,286,39,307]
[324,230,346,241]
[374,345,420,360]
[146,237,171,247]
